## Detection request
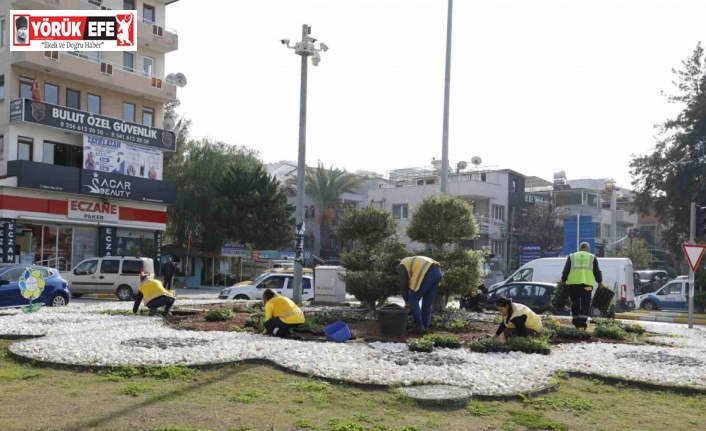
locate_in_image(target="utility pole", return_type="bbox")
[440,0,453,193]
[689,202,696,328]
[281,25,328,304]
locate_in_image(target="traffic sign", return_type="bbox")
[681,244,706,272]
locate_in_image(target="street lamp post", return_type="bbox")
[440,0,453,193]
[282,25,328,304]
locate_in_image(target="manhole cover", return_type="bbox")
[121,337,211,350]
[398,385,472,406]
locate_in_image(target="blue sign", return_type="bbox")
[279,251,296,260]
[258,250,280,259]
[562,215,595,256]
[518,244,542,266]
[221,243,248,257]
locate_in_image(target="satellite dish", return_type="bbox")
[163,118,176,131]
[166,73,176,84]
[457,161,468,171]
[471,156,482,166]
[175,73,187,87]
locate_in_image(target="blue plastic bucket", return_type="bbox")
[324,320,352,342]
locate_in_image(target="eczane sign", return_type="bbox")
[68,199,119,222]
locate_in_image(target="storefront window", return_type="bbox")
[72,227,97,267]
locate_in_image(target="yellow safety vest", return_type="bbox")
[265,296,305,325]
[400,256,439,292]
[139,279,173,304]
[504,303,543,333]
[566,251,596,286]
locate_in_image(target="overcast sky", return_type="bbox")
[165,0,705,188]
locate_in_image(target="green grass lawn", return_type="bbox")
[0,340,704,431]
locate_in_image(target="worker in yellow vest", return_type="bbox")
[561,242,604,330]
[132,274,175,317]
[491,297,543,340]
[262,288,305,338]
[392,256,442,334]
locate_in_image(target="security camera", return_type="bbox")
[320,43,328,52]
[280,39,290,45]
[312,51,321,66]
[305,36,317,43]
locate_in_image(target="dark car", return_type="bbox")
[0,265,71,309]
[634,270,669,295]
[485,281,568,315]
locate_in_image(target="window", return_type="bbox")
[123,52,134,72]
[393,204,409,220]
[124,0,136,9]
[74,259,98,275]
[18,137,33,161]
[66,88,80,109]
[44,83,58,105]
[86,51,101,63]
[0,75,4,102]
[43,141,83,168]
[87,94,101,114]
[142,56,154,77]
[19,76,33,98]
[260,276,286,291]
[143,4,156,24]
[310,207,315,219]
[492,240,504,258]
[510,268,533,282]
[142,107,154,127]
[0,135,3,161]
[0,268,27,282]
[492,205,505,221]
[303,278,312,291]
[121,260,143,275]
[123,102,135,122]
[100,260,120,274]
[511,179,517,192]
[480,173,487,182]
[498,285,519,298]
[0,18,6,47]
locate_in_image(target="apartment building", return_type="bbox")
[0,0,179,270]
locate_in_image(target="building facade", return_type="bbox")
[0,0,179,271]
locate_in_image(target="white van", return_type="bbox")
[66,257,155,301]
[491,257,636,312]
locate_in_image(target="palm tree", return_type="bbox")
[287,163,363,258]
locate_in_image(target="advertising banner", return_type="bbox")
[83,135,163,180]
[11,98,176,151]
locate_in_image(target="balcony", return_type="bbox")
[137,18,179,53]
[10,51,177,104]
[11,0,65,9]
[615,209,638,225]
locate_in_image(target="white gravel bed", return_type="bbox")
[1,303,706,396]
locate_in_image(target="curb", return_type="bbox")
[615,313,706,325]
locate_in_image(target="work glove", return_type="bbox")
[584,286,593,291]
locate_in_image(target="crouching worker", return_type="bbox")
[132,274,175,317]
[262,288,305,338]
[491,297,543,341]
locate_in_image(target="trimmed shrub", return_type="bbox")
[205,309,233,321]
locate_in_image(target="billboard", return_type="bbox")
[83,135,163,180]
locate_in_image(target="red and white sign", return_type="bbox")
[10,10,137,52]
[68,199,119,222]
[682,243,706,272]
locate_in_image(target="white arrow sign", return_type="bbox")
[682,244,706,272]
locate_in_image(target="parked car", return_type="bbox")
[232,267,314,287]
[0,264,71,309]
[219,273,314,301]
[65,256,155,301]
[635,279,689,310]
[634,270,670,295]
[485,282,569,315]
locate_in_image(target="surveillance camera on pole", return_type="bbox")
[281,24,328,304]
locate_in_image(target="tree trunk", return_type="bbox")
[432,294,447,312]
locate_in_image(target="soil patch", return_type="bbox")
[165,303,647,346]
